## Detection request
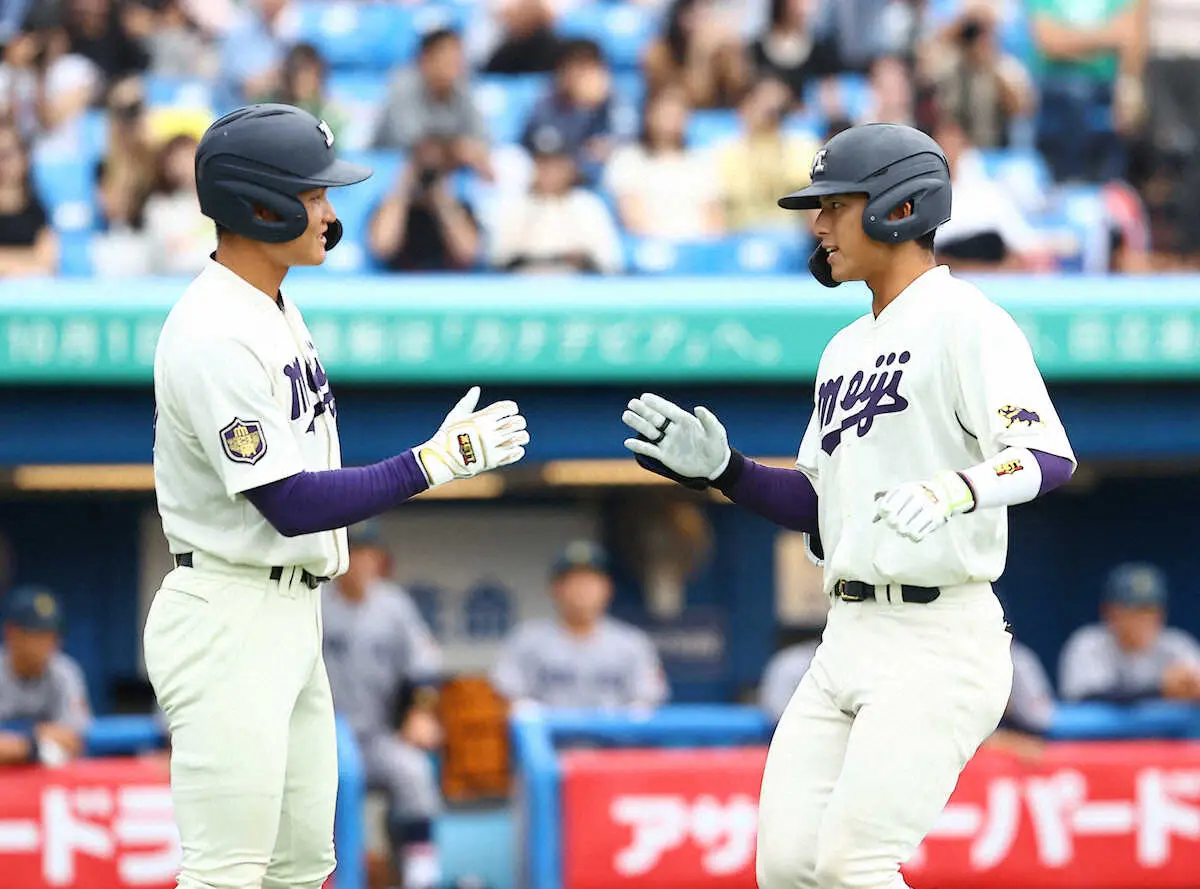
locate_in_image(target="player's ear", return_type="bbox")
[887,200,914,222]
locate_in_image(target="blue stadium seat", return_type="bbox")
[294,1,467,71]
[31,154,96,233]
[978,147,1052,213]
[57,229,94,277]
[143,76,214,111]
[473,75,549,145]
[326,69,390,150]
[557,3,660,70]
[625,232,806,275]
[611,70,646,111]
[686,109,739,148]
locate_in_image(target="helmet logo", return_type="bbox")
[318,120,334,148]
[811,149,828,177]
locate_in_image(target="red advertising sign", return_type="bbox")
[0,758,179,889]
[560,742,1200,889]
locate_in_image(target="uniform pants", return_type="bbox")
[143,562,338,889]
[364,734,441,822]
[755,584,1013,889]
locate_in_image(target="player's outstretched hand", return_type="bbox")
[622,392,731,486]
[873,471,975,542]
[413,386,529,488]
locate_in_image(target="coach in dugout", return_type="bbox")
[1059,562,1200,704]
[490,541,669,711]
[0,586,92,767]
[321,522,446,889]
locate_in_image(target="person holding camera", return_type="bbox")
[367,137,480,272]
[922,4,1033,149]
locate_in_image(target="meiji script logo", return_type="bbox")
[817,351,910,455]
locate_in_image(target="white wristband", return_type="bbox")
[958,447,1042,511]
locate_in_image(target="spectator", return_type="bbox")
[759,628,820,723]
[0,587,91,767]
[643,0,751,109]
[0,22,98,147]
[930,116,1051,272]
[491,542,668,710]
[1028,0,1146,182]
[217,0,297,107]
[808,0,902,74]
[0,122,58,276]
[482,0,563,75]
[603,83,724,239]
[255,43,346,141]
[322,522,445,889]
[982,639,1056,763]
[488,140,624,274]
[367,138,481,272]
[1059,562,1200,703]
[750,0,839,107]
[141,134,214,276]
[521,39,631,185]
[372,29,492,180]
[857,54,916,126]
[94,74,155,233]
[127,0,217,80]
[716,76,819,231]
[923,4,1034,149]
[62,0,149,80]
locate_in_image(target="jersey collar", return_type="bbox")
[202,258,288,316]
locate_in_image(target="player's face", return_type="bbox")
[552,569,613,626]
[1104,604,1163,653]
[263,187,338,268]
[3,625,58,679]
[812,193,888,282]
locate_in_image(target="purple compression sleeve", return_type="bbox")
[244,450,429,537]
[1031,449,1074,496]
[711,450,819,533]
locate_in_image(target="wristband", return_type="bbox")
[711,448,746,495]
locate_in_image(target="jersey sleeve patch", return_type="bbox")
[220,417,268,465]
[997,405,1043,428]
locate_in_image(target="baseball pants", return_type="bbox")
[143,559,338,889]
[364,734,441,822]
[755,584,1013,889]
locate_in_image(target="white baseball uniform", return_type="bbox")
[755,265,1075,889]
[144,258,346,889]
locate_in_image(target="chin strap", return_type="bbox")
[808,245,840,287]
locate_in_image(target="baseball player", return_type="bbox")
[0,587,91,767]
[621,123,1077,889]
[322,522,446,889]
[489,541,669,711]
[143,104,529,889]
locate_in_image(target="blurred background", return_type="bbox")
[0,0,1198,888]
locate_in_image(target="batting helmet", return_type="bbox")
[778,123,951,286]
[195,104,372,250]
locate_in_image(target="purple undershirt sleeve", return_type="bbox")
[712,450,819,533]
[244,450,429,538]
[1031,449,1074,496]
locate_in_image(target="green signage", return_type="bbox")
[2,275,1200,383]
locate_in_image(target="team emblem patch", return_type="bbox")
[456,432,477,466]
[318,120,334,148]
[998,405,1042,428]
[811,148,828,177]
[220,418,267,465]
[994,459,1024,477]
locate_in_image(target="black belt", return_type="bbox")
[833,579,940,604]
[173,552,328,590]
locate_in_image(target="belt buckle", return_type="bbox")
[836,580,867,602]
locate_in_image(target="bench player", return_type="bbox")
[144,104,529,889]
[621,123,1077,889]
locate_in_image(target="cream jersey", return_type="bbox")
[796,265,1075,593]
[153,259,348,579]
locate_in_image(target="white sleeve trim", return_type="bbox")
[959,446,1042,511]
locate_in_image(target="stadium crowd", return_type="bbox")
[0,0,1198,277]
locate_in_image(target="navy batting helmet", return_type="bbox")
[779,123,951,286]
[195,104,372,250]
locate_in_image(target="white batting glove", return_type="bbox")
[622,392,731,481]
[413,386,529,488]
[874,471,975,542]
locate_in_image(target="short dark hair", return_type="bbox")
[419,27,459,55]
[557,38,604,69]
[916,229,936,252]
[214,222,229,241]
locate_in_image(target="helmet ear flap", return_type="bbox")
[216,179,308,243]
[862,177,952,243]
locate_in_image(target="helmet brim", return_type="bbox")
[303,157,373,188]
[778,180,866,210]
